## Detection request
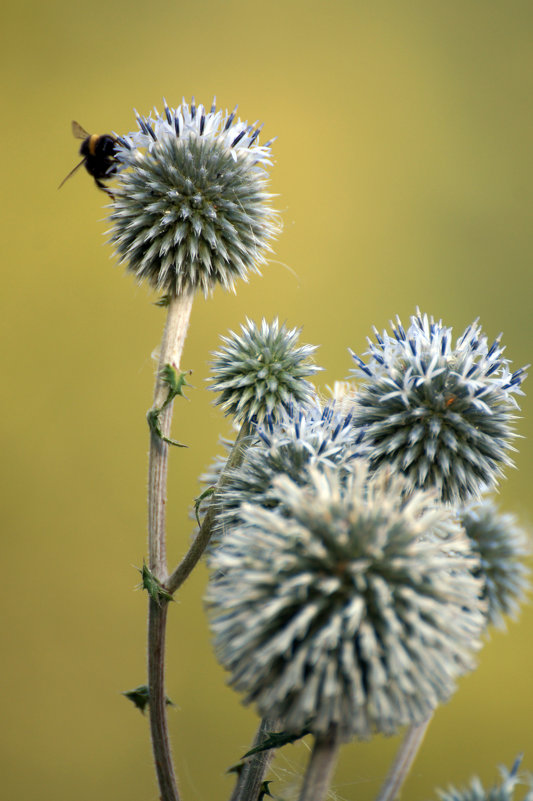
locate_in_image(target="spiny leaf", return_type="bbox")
[259,781,275,800]
[160,365,192,403]
[146,366,192,446]
[122,684,175,714]
[146,408,187,448]
[241,728,311,759]
[227,761,244,777]
[138,563,174,605]
[227,728,311,778]
[123,685,150,713]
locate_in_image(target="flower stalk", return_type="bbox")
[374,716,433,801]
[148,289,195,577]
[147,289,194,801]
[298,729,341,801]
[148,599,180,801]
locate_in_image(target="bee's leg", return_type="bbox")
[95,178,115,200]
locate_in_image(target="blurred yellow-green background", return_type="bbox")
[2,1,533,799]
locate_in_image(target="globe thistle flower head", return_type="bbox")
[430,756,533,801]
[350,310,528,503]
[207,463,486,741]
[208,318,322,425]
[210,398,366,540]
[108,98,279,296]
[460,499,530,629]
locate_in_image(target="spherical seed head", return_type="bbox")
[108,98,279,296]
[208,318,322,424]
[460,499,530,629]
[350,310,528,503]
[207,463,486,741]
[210,399,365,540]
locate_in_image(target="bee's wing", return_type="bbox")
[72,120,90,139]
[58,158,86,189]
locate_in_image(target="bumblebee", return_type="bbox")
[59,121,118,197]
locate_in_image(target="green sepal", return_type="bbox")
[138,563,174,606]
[122,684,175,715]
[241,728,311,759]
[194,486,216,526]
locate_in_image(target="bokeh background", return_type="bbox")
[2,1,533,800]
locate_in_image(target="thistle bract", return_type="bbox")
[207,464,485,741]
[210,399,365,540]
[108,98,279,296]
[208,318,321,424]
[428,757,533,801]
[350,310,527,503]
[460,499,530,629]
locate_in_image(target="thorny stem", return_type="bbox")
[374,716,433,801]
[166,419,251,595]
[147,289,194,801]
[298,728,340,801]
[230,717,281,801]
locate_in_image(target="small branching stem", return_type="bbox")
[298,729,340,801]
[374,716,433,801]
[230,717,281,801]
[165,419,251,595]
[147,289,194,801]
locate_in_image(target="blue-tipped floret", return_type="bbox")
[210,398,364,542]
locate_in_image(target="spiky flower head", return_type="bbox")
[208,318,321,425]
[209,399,365,540]
[207,463,485,741]
[350,310,528,503]
[108,98,279,296]
[428,757,533,801]
[460,499,530,629]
